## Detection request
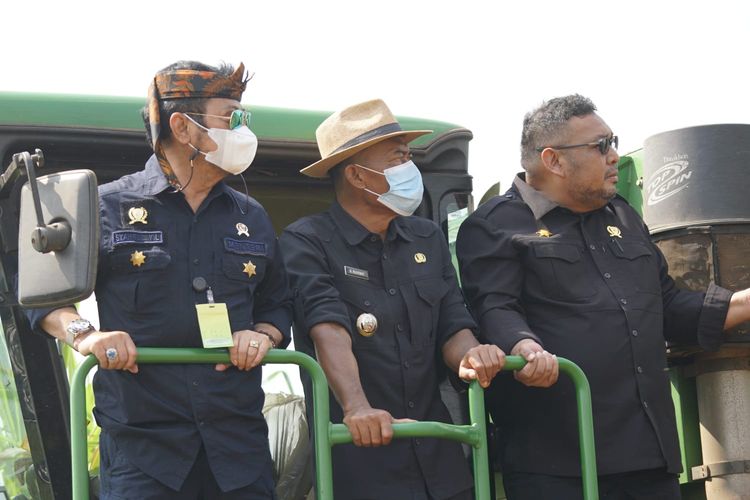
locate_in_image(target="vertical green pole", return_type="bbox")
[559,359,598,500]
[70,355,97,500]
[468,381,491,500]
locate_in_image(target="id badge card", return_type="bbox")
[195,303,234,348]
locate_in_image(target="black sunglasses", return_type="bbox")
[536,135,619,155]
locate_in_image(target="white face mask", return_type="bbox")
[185,115,258,175]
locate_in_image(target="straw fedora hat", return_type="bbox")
[300,99,432,178]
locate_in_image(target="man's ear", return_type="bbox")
[540,148,566,178]
[343,163,366,188]
[169,113,192,145]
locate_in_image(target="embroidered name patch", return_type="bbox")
[112,230,164,247]
[344,266,369,280]
[224,238,267,256]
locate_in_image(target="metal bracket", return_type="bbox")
[692,459,750,479]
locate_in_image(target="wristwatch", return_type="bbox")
[65,318,94,347]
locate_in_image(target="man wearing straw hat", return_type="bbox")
[280,99,505,499]
[27,60,291,499]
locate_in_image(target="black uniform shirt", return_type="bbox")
[280,201,475,500]
[456,173,731,476]
[28,156,292,491]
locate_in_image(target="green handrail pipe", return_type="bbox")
[71,349,597,500]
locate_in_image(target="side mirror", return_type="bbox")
[16,151,99,307]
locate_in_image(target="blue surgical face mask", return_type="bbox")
[357,160,424,216]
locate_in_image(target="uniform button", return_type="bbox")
[403,361,410,369]
[199,420,205,426]
[589,244,596,250]
[408,401,415,408]
[620,298,628,305]
[364,300,371,307]
[370,235,378,242]
[604,272,612,279]
[389,288,397,295]
[415,439,421,445]
[382,254,388,260]
[643,401,649,409]
[193,380,199,386]
[193,259,200,265]
[637,366,643,374]
[632,329,639,337]
[396,323,404,332]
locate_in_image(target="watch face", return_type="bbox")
[67,319,92,335]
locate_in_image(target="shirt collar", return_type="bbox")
[141,155,172,195]
[330,201,373,246]
[142,154,234,206]
[330,201,414,246]
[513,173,560,220]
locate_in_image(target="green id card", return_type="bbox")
[195,303,235,348]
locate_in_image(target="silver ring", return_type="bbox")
[249,340,260,349]
[105,348,118,361]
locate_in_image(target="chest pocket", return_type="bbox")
[216,252,267,301]
[609,240,661,295]
[109,247,172,312]
[404,277,449,346]
[337,280,393,351]
[530,241,596,302]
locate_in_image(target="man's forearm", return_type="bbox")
[310,322,371,413]
[39,306,80,341]
[442,329,479,372]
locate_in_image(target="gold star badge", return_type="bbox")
[243,260,257,278]
[607,226,622,238]
[130,250,146,267]
[536,229,552,238]
[414,252,427,263]
[128,206,148,224]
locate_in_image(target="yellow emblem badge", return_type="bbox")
[536,229,552,238]
[128,206,148,224]
[236,222,250,237]
[356,313,378,337]
[243,260,257,278]
[130,250,146,267]
[607,226,622,238]
[414,253,427,263]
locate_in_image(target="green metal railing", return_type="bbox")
[71,349,598,500]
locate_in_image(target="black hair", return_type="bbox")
[520,94,597,170]
[141,60,235,148]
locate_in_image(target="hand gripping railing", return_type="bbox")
[71,349,598,500]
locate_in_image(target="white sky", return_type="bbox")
[3,0,749,201]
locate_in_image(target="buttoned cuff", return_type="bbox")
[696,282,733,352]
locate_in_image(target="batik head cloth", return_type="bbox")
[146,62,251,189]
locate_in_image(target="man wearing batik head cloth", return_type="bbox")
[26,61,291,498]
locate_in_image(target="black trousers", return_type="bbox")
[502,468,681,500]
[99,432,275,500]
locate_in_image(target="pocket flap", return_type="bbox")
[414,277,449,305]
[111,247,171,272]
[611,241,651,260]
[533,242,582,263]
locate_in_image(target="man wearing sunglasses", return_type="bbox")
[26,61,291,499]
[457,94,750,499]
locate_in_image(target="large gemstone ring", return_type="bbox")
[105,348,118,361]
